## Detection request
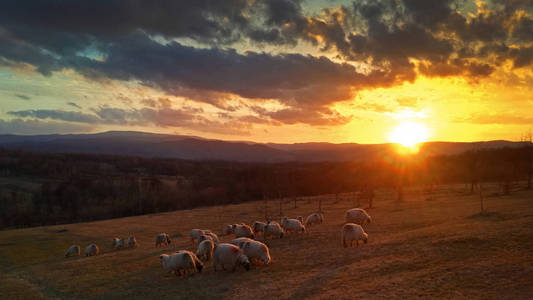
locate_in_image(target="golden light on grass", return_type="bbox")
[388,120,429,154]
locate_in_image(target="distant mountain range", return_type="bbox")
[0,131,526,162]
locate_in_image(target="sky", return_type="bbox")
[0,0,532,144]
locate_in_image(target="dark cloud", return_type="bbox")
[0,118,92,134]
[7,106,250,135]
[8,110,101,124]
[0,0,532,131]
[0,0,252,45]
[67,102,82,109]
[15,94,31,100]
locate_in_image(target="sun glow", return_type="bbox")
[388,121,429,152]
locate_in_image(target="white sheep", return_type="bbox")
[252,221,267,236]
[263,221,284,239]
[127,236,137,248]
[305,213,324,227]
[205,231,220,244]
[197,234,214,246]
[281,217,306,234]
[65,245,80,257]
[177,250,204,273]
[196,239,215,261]
[234,224,255,239]
[342,223,368,248]
[155,233,171,247]
[223,224,236,235]
[213,243,250,272]
[345,208,372,225]
[242,240,271,265]
[190,229,205,245]
[112,237,120,249]
[296,216,304,223]
[160,251,201,276]
[230,237,254,248]
[85,244,99,256]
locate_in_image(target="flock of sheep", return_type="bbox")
[64,208,372,277]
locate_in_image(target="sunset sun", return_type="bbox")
[388,121,429,149]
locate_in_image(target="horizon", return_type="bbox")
[0,129,523,146]
[1,1,533,144]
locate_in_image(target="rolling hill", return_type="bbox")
[0,131,525,162]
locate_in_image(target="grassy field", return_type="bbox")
[1,184,532,299]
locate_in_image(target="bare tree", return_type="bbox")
[521,130,533,190]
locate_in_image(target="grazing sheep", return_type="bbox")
[117,238,126,249]
[281,217,306,234]
[305,213,324,227]
[263,221,284,239]
[197,234,214,246]
[127,236,137,248]
[296,216,304,223]
[234,224,255,239]
[223,224,236,235]
[252,221,267,236]
[155,233,171,247]
[196,239,215,261]
[85,244,99,256]
[65,245,80,258]
[112,238,120,249]
[342,223,368,248]
[230,237,254,248]
[213,243,250,272]
[177,250,204,273]
[160,251,200,276]
[345,208,372,225]
[190,229,205,245]
[205,231,220,244]
[242,240,271,265]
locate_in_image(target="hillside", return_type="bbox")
[1,184,532,299]
[0,131,525,162]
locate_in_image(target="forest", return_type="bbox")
[0,144,531,229]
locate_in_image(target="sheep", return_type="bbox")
[116,238,126,249]
[296,216,304,223]
[205,231,220,244]
[223,224,236,235]
[197,234,214,246]
[112,237,120,249]
[342,223,368,248]
[160,251,201,277]
[85,244,99,256]
[177,250,204,273]
[127,235,137,248]
[155,233,171,247]
[252,221,267,236]
[213,243,250,272]
[190,229,205,245]
[234,224,255,239]
[242,240,271,265]
[65,245,80,258]
[305,213,324,227]
[196,239,215,261]
[263,221,284,239]
[230,237,254,248]
[345,208,372,225]
[281,217,306,234]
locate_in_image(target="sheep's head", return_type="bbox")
[239,255,251,271]
[195,259,204,273]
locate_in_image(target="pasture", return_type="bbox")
[1,184,532,299]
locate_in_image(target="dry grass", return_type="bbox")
[1,184,532,299]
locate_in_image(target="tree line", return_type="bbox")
[0,142,531,229]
